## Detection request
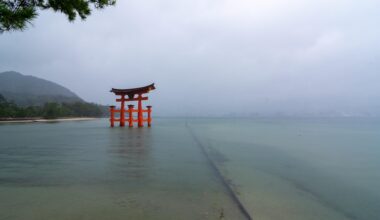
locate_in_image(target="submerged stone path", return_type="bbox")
[186,123,253,220]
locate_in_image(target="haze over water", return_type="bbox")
[1,118,379,219]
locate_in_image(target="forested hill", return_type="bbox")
[0,71,108,119]
[0,71,82,106]
[0,94,107,119]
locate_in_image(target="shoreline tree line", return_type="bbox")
[0,94,107,119]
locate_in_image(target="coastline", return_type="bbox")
[0,117,99,124]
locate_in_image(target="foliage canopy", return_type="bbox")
[0,0,116,32]
[0,94,108,119]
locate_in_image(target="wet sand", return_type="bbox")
[0,117,98,124]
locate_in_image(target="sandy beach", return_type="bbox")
[0,117,98,124]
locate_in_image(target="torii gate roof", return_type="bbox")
[110,83,155,96]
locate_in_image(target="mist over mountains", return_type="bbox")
[0,71,83,106]
[1,1,379,117]
[0,70,378,117]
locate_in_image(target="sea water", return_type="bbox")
[0,118,379,219]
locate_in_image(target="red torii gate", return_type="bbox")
[109,83,155,127]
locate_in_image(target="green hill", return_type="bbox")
[0,71,108,119]
[0,71,83,106]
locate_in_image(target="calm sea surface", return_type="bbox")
[0,118,379,220]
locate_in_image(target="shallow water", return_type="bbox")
[191,118,380,220]
[0,118,380,219]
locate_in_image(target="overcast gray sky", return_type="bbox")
[1,0,379,116]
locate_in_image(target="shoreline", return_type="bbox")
[0,117,99,124]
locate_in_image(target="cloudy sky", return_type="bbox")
[1,0,379,116]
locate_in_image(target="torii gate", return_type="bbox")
[109,83,155,127]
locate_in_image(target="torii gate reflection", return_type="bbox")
[109,83,156,127]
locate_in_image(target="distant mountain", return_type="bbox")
[0,71,83,106]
